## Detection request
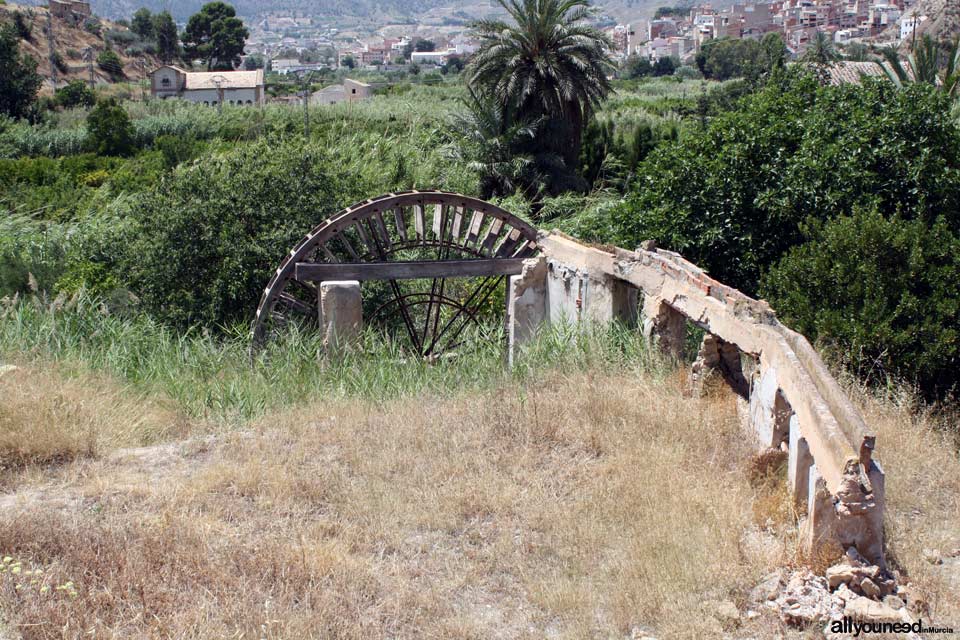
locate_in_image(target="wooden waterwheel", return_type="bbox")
[252,190,540,356]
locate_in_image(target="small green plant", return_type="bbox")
[0,556,77,598]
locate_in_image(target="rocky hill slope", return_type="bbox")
[893,0,960,47]
[1,3,162,95]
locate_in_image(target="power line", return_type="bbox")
[46,8,57,89]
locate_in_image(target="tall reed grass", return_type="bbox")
[0,293,656,423]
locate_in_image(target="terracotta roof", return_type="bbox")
[826,60,915,85]
[183,69,264,90]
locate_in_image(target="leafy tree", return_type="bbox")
[86,98,135,156]
[468,0,615,172]
[762,208,960,398]
[414,39,435,52]
[607,71,960,294]
[0,22,41,119]
[441,55,463,74]
[84,18,102,37]
[131,8,155,40]
[654,5,690,19]
[579,117,615,187]
[120,139,348,328]
[408,62,420,75]
[96,48,124,79]
[153,11,179,63]
[623,55,653,78]
[54,80,96,109]
[243,53,264,69]
[341,55,355,69]
[695,35,784,82]
[182,1,249,70]
[653,56,677,76]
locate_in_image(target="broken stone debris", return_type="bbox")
[760,547,922,631]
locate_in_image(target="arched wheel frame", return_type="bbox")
[252,190,541,356]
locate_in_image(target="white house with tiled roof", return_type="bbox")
[149,66,265,106]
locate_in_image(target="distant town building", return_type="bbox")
[410,50,447,65]
[899,12,927,42]
[310,78,372,105]
[49,0,91,23]
[149,66,266,106]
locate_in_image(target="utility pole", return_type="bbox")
[46,8,57,90]
[84,46,95,90]
[293,69,313,138]
[211,74,226,113]
[140,57,147,102]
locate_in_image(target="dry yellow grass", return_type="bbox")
[0,364,957,639]
[0,366,190,487]
[857,388,960,625]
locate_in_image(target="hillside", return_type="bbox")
[9,0,728,26]
[911,0,960,43]
[0,3,162,94]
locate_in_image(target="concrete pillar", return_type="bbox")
[319,280,362,350]
[862,460,886,568]
[788,414,813,509]
[641,295,686,358]
[804,464,836,557]
[507,258,548,366]
[749,367,790,449]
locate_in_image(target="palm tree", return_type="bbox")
[447,87,540,199]
[468,0,615,170]
[803,31,838,68]
[880,35,960,98]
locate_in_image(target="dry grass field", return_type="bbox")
[0,360,958,639]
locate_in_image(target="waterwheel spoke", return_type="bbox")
[365,217,423,352]
[423,275,500,356]
[435,276,504,355]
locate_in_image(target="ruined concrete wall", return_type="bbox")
[517,231,885,567]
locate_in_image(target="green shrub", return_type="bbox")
[86,98,135,156]
[54,80,95,109]
[12,12,31,41]
[105,28,136,47]
[608,71,960,294]
[96,49,123,79]
[51,50,67,73]
[762,208,960,398]
[118,138,355,328]
[0,214,70,297]
[83,18,101,37]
